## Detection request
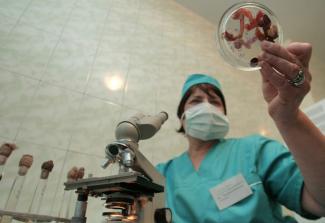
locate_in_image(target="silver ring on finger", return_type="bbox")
[288,69,305,87]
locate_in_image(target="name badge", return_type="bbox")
[209,173,252,210]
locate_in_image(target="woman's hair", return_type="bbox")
[176,83,227,134]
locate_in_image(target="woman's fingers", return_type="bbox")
[259,41,312,84]
[258,42,313,119]
[260,41,296,64]
[260,61,311,100]
[286,42,312,67]
[259,61,287,89]
[258,52,302,81]
[259,41,313,85]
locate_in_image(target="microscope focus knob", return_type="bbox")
[154,208,172,223]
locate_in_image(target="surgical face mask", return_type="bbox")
[182,102,229,141]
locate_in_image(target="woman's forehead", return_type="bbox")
[189,87,220,99]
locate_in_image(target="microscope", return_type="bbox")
[64,112,172,223]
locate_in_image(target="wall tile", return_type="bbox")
[16,83,82,149]
[18,0,75,35]
[42,37,96,92]
[0,0,31,20]
[0,24,59,79]
[100,28,134,54]
[0,14,17,46]
[76,0,111,11]
[68,95,121,156]
[123,65,158,114]
[85,49,129,104]
[62,3,108,44]
[0,69,39,139]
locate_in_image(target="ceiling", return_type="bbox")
[175,0,325,101]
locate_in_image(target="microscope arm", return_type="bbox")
[132,149,165,186]
[103,111,168,184]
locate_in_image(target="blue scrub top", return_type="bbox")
[156,135,317,223]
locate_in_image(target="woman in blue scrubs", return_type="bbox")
[157,41,325,222]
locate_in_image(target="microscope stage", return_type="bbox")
[64,172,164,197]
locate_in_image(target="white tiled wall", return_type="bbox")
[0,0,317,222]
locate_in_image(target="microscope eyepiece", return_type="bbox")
[107,144,119,156]
[102,144,121,169]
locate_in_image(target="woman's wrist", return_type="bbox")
[269,107,301,129]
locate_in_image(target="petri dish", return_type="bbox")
[216,2,283,71]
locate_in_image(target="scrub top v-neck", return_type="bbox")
[156,134,317,223]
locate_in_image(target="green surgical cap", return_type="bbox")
[181,74,222,97]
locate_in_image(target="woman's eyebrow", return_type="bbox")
[189,95,202,99]
[210,96,221,101]
[207,93,221,101]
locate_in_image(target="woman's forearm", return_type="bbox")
[273,110,325,207]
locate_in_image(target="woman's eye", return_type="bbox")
[211,100,220,105]
[190,99,200,104]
